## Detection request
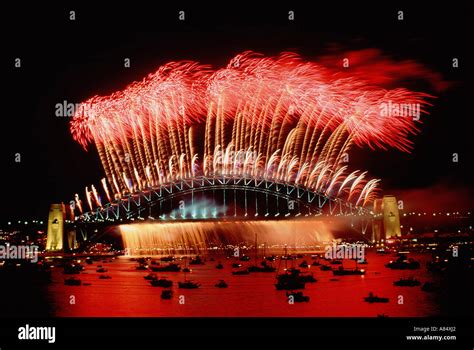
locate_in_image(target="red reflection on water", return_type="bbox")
[48,251,439,317]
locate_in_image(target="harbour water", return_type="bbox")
[45,251,439,317]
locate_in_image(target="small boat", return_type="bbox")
[332,266,365,276]
[232,268,250,275]
[265,255,277,262]
[330,260,343,265]
[161,290,173,299]
[275,269,306,290]
[216,263,224,269]
[150,263,181,272]
[96,267,108,273]
[160,256,175,262]
[248,261,276,272]
[182,267,191,273]
[239,255,251,261]
[385,257,420,270]
[178,281,200,289]
[364,292,389,303]
[150,278,173,288]
[215,280,228,288]
[299,260,309,268]
[231,263,242,268]
[189,256,205,265]
[99,275,112,279]
[63,263,84,274]
[320,265,332,271]
[393,277,421,287]
[209,257,215,262]
[64,277,82,286]
[286,291,310,302]
[144,273,158,280]
[298,272,317,283]
[311,261,321,266]
[136,264,148,270]
[85,258,93,265]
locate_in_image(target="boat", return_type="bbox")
[231,263,242,268]
[311,260,321,266]
[182,267,191,273]
[99,275,112,279]
[150,277,173,287]
[96,267,108,273]
[85,257,93,265]
[239,255,251,261]
[332,266,365,276]
[385,257,420,270]
[286,291,310,302]
[64,277,82,286]
[216,263,224,269]
[330,260,343,265]
[161,290,173,299]
[63,262,84,274]
[150,263,181,272]
[393,277,421,287]
[160,256,175,262]
[275,269,306,290]
[275,279,305,290]
[144,273,158,280]
[320,265,332,271]
[232,268,250,275]
[215,280,228,288]
[248,261,276,273]
[299,260,309,268]
[136,263,148,270]
[189,256,205,265]
[364,292,389,303]
[178,281,200,289]
[299,272,317,282]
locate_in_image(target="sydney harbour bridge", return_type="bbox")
[45,51,423,252]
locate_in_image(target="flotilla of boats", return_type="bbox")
[51,247,436,312]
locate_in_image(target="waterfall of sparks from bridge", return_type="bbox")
[120,219,335,255]
[70,51,432,213]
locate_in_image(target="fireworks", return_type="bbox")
[70,51,432,213]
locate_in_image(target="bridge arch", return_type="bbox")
[76,176,372,224]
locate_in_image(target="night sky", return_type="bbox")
[2,4,473,223]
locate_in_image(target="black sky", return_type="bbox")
[2,4,473,223]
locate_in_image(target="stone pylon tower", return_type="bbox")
[46,203,65,251]
[382,195,401,238]
[371,195,401,241]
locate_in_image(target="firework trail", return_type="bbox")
[70,51,432,213]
